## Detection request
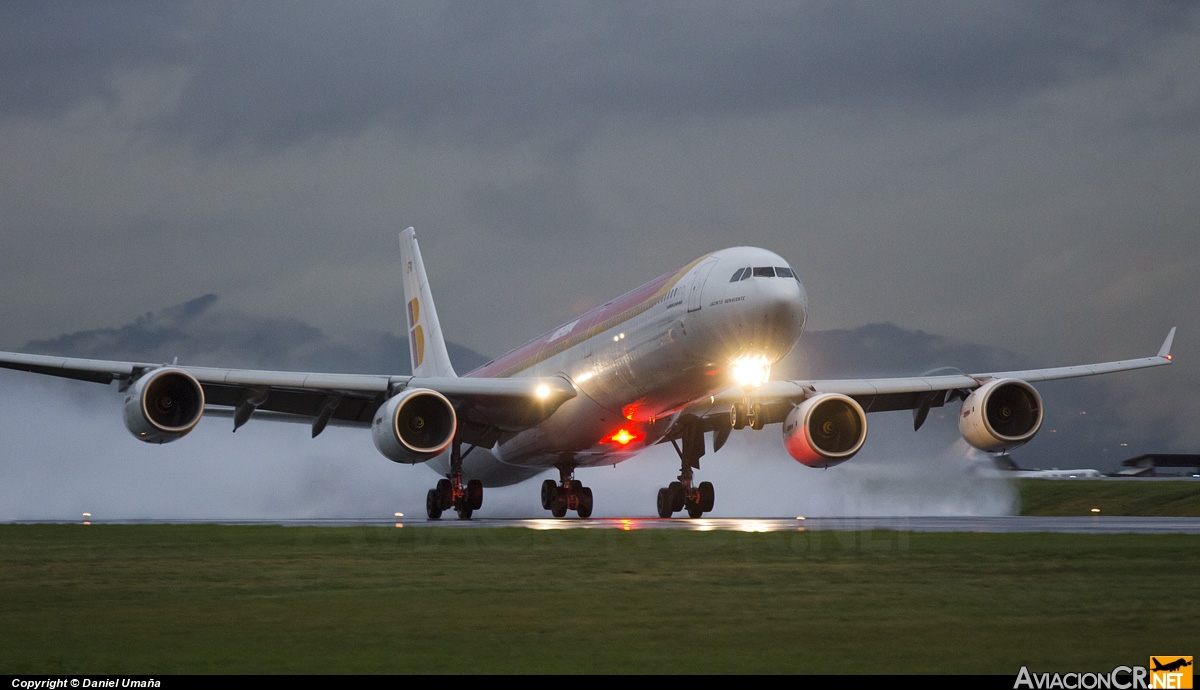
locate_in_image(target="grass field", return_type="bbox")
[1017,479,1200,516]
[1,524,1195,674]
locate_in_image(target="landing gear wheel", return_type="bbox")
[750,403,765,430]
[457,503,474,519]
[668,481,685,512]
[426,488,443,519]
[731,402,748,430]
[551,494,568,518]
[467,479,484,511]
[436,478,453,510]
[686,503,704,519]
[699,481,715,513]
[656,487,674,518]
[577,487,593,518]
[540,479,557,510]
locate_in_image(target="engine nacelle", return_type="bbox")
[959,378,1043,453]
[122,368,205,444]
[783,393,868,468]
[371,388,457,464]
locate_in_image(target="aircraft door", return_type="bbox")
[687,259,718,312]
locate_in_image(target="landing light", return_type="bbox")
[535,384,551,399]
[731,354,772,388]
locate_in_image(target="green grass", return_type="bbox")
[0,525,1195,673]
[1017,479,1200,516]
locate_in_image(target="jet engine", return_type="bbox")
[783,393,867,468]
[371,388,457,464]
[122,368,205,444]
[958,378,1043,453]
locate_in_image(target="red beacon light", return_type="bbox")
[603,428,641,446]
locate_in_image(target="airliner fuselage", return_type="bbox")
[435,247,806,483]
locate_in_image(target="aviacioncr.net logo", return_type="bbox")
[1014,660,1192,690]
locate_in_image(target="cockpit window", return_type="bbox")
[775,267,795,278]
[752,267,775,278]
[739,267,752,280]
[729,268,746,282]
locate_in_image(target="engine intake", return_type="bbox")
[783,393,867,468]
[959,378,1042,453]
[371,388,457,464]
[123,368,205,444]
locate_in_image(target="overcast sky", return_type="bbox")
[1,2,1197,517]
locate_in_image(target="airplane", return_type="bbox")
[0,228,1177,519]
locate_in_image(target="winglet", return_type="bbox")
[1157,327,1177,360]
[399,228,458,378]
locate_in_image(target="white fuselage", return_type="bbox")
[432,247,808,486]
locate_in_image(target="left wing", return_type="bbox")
[0,351,575,443]
[674,328,1175,463]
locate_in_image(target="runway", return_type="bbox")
[15,515,1200,533]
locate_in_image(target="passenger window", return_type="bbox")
[729,268,746,282]
[739,266,752,280]
[752,267,775,278]
[775,267,794,278]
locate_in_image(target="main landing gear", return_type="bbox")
[656,424,715,518]
[541,458,593,518]
[426,437,483,520]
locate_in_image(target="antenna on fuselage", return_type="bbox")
[399,227,458,378]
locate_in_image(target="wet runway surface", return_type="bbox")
[15,516,1200,533]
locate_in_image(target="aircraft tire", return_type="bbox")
[426,489,443,520]
[577,487,593,518]
[467,479,483,510]
[731,403,748,430]
[656,488,674,518]
[551,495,568,518]
[699,481,715,512]
[750,403,765,430]
[668,482,685,512]
[686,503,704,519]
[457,503,473,519]
[436,479,453,510]
[540,480,557,510]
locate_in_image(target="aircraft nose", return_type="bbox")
[717,273,806,363]
[756,277,806,349]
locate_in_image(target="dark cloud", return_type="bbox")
[3,2,1194,150]
[18,293,487,375]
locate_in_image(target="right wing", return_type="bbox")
[670,328,1175,462]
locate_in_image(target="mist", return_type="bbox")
[0,368,1015,520]
[0,295,1167,521]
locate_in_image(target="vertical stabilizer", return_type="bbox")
[399,228,458,378]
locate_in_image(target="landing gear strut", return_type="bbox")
[541,456,594,518]
[657,424,715,518]
[425,437,484,520]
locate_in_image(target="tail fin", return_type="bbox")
[399,228,457,378]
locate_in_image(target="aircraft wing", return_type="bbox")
[0,351,576,440]
[679,327,1176,432]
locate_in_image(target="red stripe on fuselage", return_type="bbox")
[466,254,712,379]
